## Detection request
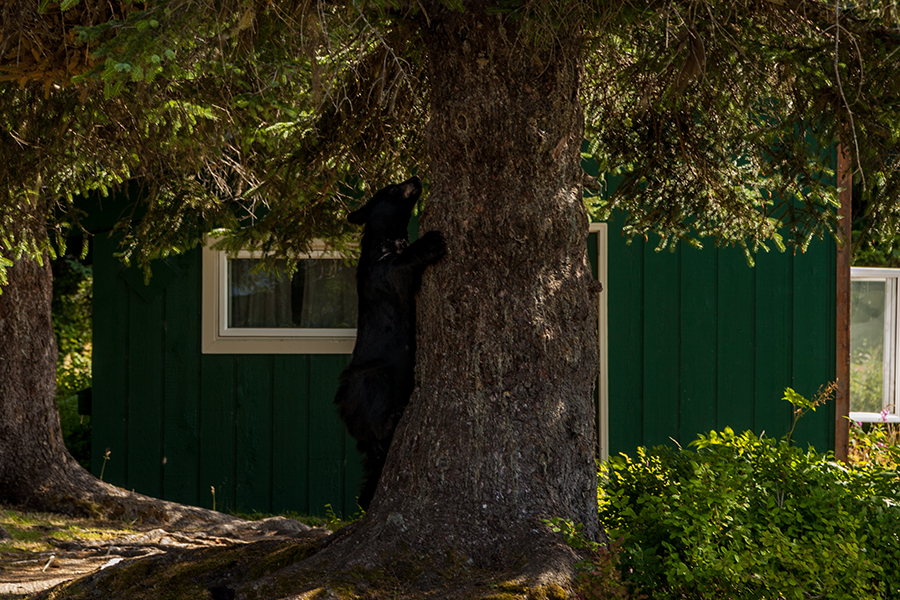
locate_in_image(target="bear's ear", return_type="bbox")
[348,205,370,225]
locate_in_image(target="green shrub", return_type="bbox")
[598,391,900,600]
[52,255,93,469]
[850,420,900,470]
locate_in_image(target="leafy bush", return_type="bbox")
[52,255,93,469]
[597,390,900,600]
[849,419,900,470]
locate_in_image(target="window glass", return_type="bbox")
[227,258,357,330]
[850,280,887,413]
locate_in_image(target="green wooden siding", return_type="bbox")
[93,226,836,516]
[91,239,360,517]
[604,216,836,454]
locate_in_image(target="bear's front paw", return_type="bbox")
[418,230,447,262]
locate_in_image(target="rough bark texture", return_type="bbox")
[388,1,601,553]
[0,233,67,506]
[287,3,603,591]
[0,203,234,528]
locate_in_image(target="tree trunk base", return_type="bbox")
[282,517,584,600]
[293,514,585,593]
[268,513,591,599]
[13,457,237,529]
[0,246,236,531]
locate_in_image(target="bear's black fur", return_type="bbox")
[334,176,446,510]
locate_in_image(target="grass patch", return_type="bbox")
[0,506,138,554]
[228,503,363,532]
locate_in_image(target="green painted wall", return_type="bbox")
[91,235,362,518]
[603,216,836,455]
[91,225,836,516]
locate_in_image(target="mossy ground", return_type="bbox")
[36,539,319,600]
[2,505,579,600]
[0,507,139,554]
[28,536,577,600]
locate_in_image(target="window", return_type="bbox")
[202,241,357,354]
[850,267,900,423]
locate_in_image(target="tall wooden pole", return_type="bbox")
[834,143,852,461]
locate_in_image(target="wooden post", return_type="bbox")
[835,144,852,461]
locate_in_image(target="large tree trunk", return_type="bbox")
[0,202,233,527]
[301,2,602,590]
[382,0,601,550]
[0,232,73,508]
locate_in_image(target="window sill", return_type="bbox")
[849,411,900,424]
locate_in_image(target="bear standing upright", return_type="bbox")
[334,176,446,510]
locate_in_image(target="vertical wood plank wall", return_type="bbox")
[605,215,836,455]
[91,238,361,518]
[93,226,836,516]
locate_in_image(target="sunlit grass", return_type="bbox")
[0,507,139,554]
[227,505,361,531]
[1,505,339,556]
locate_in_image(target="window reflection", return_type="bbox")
[228,258,357,329]
[850,280,887,414]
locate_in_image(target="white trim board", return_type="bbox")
[590,222,610,462]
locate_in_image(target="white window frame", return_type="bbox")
[850,266,900,423]
[201,240,356,354]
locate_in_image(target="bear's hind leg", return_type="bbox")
[357,443,389,510]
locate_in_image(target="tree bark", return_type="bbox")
[306,2,602,588]
[0,201,233,527]
[0,216,65,507]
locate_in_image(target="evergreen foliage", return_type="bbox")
[2,1,900,269]
[1,0,428,275]
[582,2,900,257]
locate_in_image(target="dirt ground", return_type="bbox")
[0,505,326,599]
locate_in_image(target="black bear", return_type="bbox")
[334,175,446,510]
